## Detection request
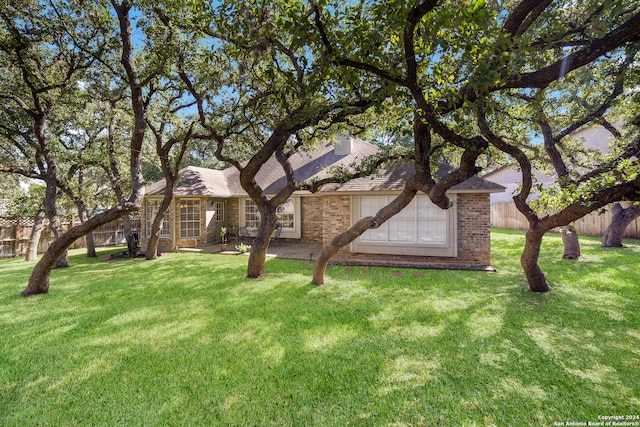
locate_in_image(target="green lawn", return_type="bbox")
[1,229,638,426]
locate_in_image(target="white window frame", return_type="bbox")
[275,198,295,230]
[240,197,301,239]
[243,199,261,230]
[179,198,201,239]
[213,201,225,222]
[145,199,171,238]
[351,194,457,257]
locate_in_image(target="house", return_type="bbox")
[482,124,640,235]
[483,123,616,204]
[142,135,505,270]
[482,165,555,204]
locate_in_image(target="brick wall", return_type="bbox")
[300,196,323,242]
[142,196,239,252]
[322,195,351,257]
[141,192,493,268]
[330,193,493,269]
[455,193,491,265]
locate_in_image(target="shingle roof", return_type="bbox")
[222,137,380,195]
[320,163,505,193]
[144,138,504,197]
[145,166,232,197]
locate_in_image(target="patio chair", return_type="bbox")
[270,224,283,246]
[238,226,255,244]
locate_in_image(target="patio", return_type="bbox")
[176,240,322,262]
[175,240,495,271]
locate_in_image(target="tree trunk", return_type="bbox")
[521,229,551,292]
[43,179,69,269]
[85,230,96,258]
[313,218,375,285]
[247,241,268,278]
[561,225,581,259]
[145,225,161,260]
[122,213,133,241]
[79,208,97,258]
[22,207,133,296]
[146,184,174,260]
[602,202,640,247]
[313,187,418,285]
[247,214,277,278]
[25,209,45,262]
[127,231,139,258]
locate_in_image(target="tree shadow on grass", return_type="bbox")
[1,241,639,426]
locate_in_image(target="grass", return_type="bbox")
[0,229,639,426]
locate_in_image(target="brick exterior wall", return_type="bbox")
[331,193,493,269]
[140,192,493,268]
[455,193,491,265]
[300,196,323,242]
[140,197,217,253]
[227,198,240,236]
[322,195,351,257]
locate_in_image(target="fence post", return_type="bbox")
[14,217,19,258]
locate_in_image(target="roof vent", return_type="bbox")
[335,133,353,155]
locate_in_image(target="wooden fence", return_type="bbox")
[491,202,640,238]
[0,217,140,259]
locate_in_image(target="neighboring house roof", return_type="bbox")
[144,136,505,197]
[482,165,557,203]
[482,124,618,203]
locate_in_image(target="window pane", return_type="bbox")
[360,196,388,242]
[388,198,416,242]
[180,200,200,238]
[276,199,295,229]
[146,199,170,238]
[245,200,260,229]
[358,195,448,246]
[246,198,296,230]
[388,218,416,242]
[416,196,446,244]
[214,201,224,222]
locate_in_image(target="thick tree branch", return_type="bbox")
[311,3,408,87]
[503,0,554,37]
[504,11,640,90]
[477,102,538,224]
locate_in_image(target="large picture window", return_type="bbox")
[145,199,171,238]
[180,199,201,238]
[354,195,456,257]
